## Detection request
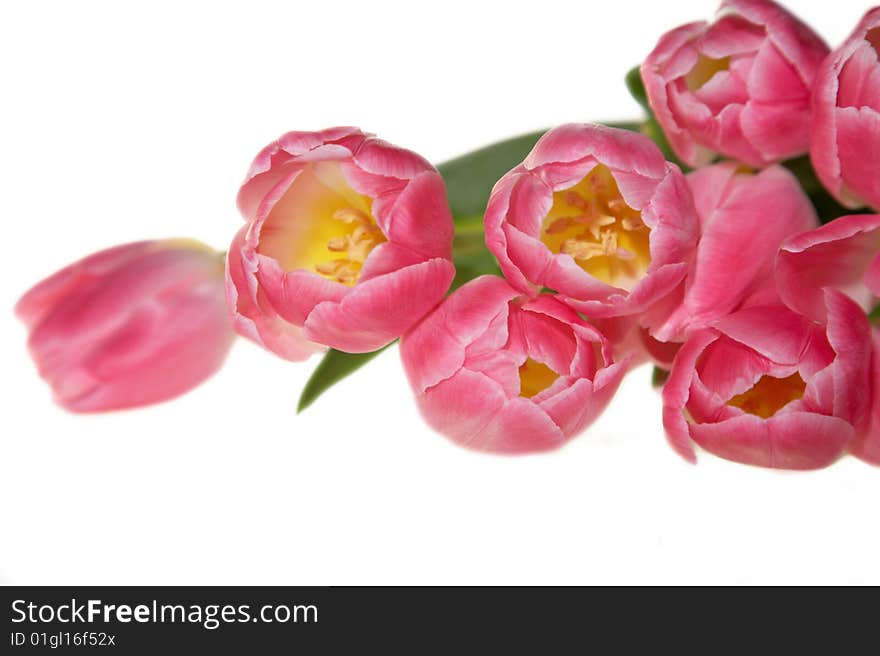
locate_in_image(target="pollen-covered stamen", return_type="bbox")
[541,164,651,291]
[314,207,386,286]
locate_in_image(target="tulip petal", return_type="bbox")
[303,258,455,353]
[690,411,852,470]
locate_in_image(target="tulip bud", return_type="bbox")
[663,290,872,469]
[810,8,880,209]
[16,240,235,412]
[400,276,628,453]
[642,0,828,168]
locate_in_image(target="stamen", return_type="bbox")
[326,237,349,252]
[546,217,576,234]
[565,191,589,210]
[315,205,386,286]
[540,164,652,291]
[561,239,606,261]
[333,208,370,224]
[589,215,616,239]
[620,216,645,231]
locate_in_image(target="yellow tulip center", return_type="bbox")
[518,358,560,398]
[726,372,807,419]
[258,162,386,286]
[541,164,651,291]
[686,55,730,91]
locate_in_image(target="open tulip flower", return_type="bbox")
[16,240,235,412]
[484,123,699,327]
[663,291,873,469]
[16,0,880,472]
[228,127,456,357]
[811,7,880,209]
[400,276,628,453]
[641,0,829,167]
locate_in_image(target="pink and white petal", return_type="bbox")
[740,98,811,162]
[304,258,455,353]
[747,40,810,103]
[226,228,320,361]
[517,310,577,374]
[695,335,773,401]
[255,255,347,326]
[370,171,453,260]
[685,164,738,229]
[712,304,812,365]
[836,106,880,209]
[849,329,880,465]
[690,411,852,470]
[525,124,667,181]
[416,369,566,453]
[836,42,880,111]
[662,329,720,462]
[822,288,872,427]
[474,397,568,454]
[777,213,880,320]
[540,362,627,437]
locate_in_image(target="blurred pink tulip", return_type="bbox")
[642,0,828,167]
[811,8,880,209]
[400,276,628,454]
[16,240,235,412]
[656,162,818,340]
[662,290,872,469]
[484,123,699,326]
[777,213,880,322]
[227,127,455,357]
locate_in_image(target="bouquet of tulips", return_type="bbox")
[18,0,880,471]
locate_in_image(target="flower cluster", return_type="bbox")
[17,0,880,470]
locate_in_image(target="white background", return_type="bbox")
[1,0,877,585]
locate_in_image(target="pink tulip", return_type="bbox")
[227,127,455,357]
[811,8,880,209]
[641,0,829,167]
[400,276,628,453]
[484,123,699,326]
[775,213,880,467]
[656,162,818,340]
[777,213,880,322]
[16,240,235,412]
[662,290,872,469]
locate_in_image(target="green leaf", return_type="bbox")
[297,346,390,413]
[652,366,670,388]
[624,66,686,168]
[438,130,548,220]
[625,66,649,112]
